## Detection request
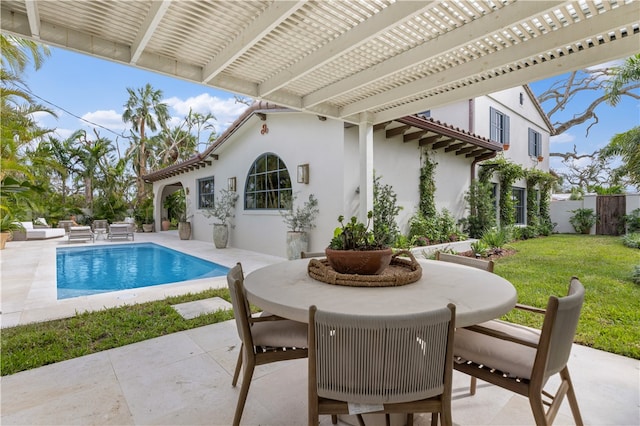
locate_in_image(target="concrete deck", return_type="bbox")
[1,232,638,425]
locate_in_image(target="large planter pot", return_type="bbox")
[142,223,154,232]
[161,220,171,231]
[286,231,309,260]
[213,223,229,248]
[325,247,393,275]
[0,232,10,250]
[178,221,192,240]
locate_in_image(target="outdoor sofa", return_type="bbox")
[12,220,66,241]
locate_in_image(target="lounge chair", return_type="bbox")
[107,223,134,241]
[68,226,95,243]
[12,221,66,241]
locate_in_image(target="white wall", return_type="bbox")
[344,126,477,235]
[550,195,597,234]
[154,113,348,258]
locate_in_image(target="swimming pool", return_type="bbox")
[56,243,229,299]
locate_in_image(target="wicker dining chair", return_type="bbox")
[453,278,585,426]
[308,304,456,426]
[226,263,308,426]
[434,251,494,273]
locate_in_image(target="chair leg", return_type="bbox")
[561,368,584,426]
[470,377,477,395]
[232,357,255,426]
[356,414,366,426]
[232,345,243,387]
[331,414,338,424]
[430,413,438,426]
[528,391,549,426]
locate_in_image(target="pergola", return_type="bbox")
[2,0,638,216]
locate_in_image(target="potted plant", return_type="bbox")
[0,212,24,249]
[178,195,192,240]
[325,211,392,275]
[569,208,597,234]
[201,188,239,248]
[281,194,319,260]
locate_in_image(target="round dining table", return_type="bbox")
[244,258,517,327]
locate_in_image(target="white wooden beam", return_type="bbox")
[302,1,560,109]
[130,0,171,64]
[201,1,306,84]
[369,32,640,124]
[258,1,434,97]
[25,0,40,39]
[339,1,640,119]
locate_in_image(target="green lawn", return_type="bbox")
[1,234,638,376]
[494,234,640,359]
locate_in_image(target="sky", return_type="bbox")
[19,46,640,178]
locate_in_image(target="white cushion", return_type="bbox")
[252,319,308,349]
[20,221,34,230]
[34,218,48,226]
[454,320,540,379]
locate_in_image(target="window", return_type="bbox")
[198,177,215,208]
[490,107,510,145]
[528,128,542,157]
[512,187,525,225]
[245,153,292,209]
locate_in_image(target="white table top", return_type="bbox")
[244,258,517,327]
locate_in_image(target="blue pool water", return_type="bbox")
[57,243,229,299]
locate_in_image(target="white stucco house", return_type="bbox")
[144,85,552,258]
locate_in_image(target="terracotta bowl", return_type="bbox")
[324,247,393,275]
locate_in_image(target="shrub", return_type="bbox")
[569,208,597,234]
[408,213,441,244]
[622,233,640,249]
[632,265,640,285]
[470,240,489,258]
[623,208,640,233]
[519,225,539,240]
[481,226,512,249]
[373,175,401,247]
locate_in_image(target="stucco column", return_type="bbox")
[359,113,374,223]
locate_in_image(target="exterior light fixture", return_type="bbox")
[228,177,237,192]
[297,164,309,184]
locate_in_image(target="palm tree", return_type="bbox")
[1,34,50,74]
[122,83,169,203]
[600,127,640,188]
[70,132,114,210]
[606,54,640,106]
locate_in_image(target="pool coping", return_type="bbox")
[0,230,285,328]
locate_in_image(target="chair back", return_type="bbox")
[309,304,455,405]
[226,263,254,349]
[534,277,585,381]
[93,219,109,231]
[435,251,494,273]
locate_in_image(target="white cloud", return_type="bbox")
[164,94,247,133]
[81,110,127,131]
[550,132,575,144]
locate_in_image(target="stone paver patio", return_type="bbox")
[1,232,638,425]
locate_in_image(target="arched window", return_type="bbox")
[245,153,292,209]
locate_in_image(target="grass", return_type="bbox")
[1,234,638,376]
[494,234,640,359]
[1,289,235,376]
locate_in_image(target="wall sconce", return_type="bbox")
[297,164,309,184]
[227,177,237,192]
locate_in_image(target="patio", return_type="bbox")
[1,233,639,425]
